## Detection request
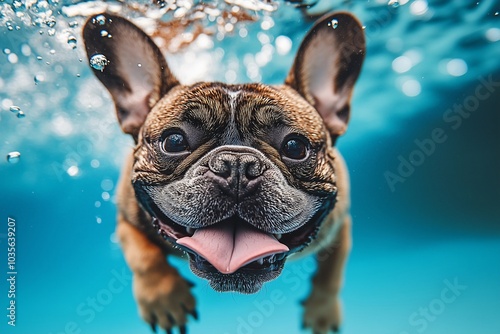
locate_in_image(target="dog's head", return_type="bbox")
[83,12,365,293]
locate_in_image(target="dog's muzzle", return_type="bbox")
[134,145,331,293]
[206,149,266,201]
[174,148,289,274]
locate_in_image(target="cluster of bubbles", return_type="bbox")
[4,0,59,29]
[2,0,499,168]
[380,0,498,99]
[0,1,276,61]
[5,105,25,163]
[9,105,25,118]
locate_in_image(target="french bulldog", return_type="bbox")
[83,10,364,334]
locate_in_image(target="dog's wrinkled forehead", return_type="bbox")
[141,82,328,146]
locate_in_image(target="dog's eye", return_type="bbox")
[282,136,308,160]
[162,133,189,153]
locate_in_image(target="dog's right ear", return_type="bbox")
[83,13,179,138]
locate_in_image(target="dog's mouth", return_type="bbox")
[148,203,320,292]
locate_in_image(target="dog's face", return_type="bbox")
[83,12,365,293]
[133,83,337,293]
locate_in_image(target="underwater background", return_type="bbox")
[0,0,499,333]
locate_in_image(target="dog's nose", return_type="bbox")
[208,152,265,199]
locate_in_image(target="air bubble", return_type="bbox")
[89,54,109,72]
[21,44,31,56]
[46,17,56,28]
[67,165,79,176]
[35,0,50,13]
[388,0,400,8]
[485,28,500,42]
[102,192,110,201]
[100,30,108,37]
[17,111,25,118]
[401,79,421,97]
[12,0,24,12]
[8,54,18,64]
[48,29,56,36]
[101,179,114,191]
[10,106,21,113]
[93,15,106,26]
[239,27,248,38]
[34,74,45,84]
[67,36,77,49]
[91,159,100,168]
[328,19,339,29]
[275,35,292,55]
[6,152,21,163]
[446,58,468,76]
[69,21,79,28]
[410,0,428,15]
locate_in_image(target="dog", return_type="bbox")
[83,11,364,334]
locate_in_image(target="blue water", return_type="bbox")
[1,0,499,333]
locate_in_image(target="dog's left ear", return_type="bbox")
[83,13,179,138]
[286,12,365,138]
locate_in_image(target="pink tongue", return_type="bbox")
[177,222,289,274]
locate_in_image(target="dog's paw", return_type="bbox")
[302,289,341,334]
[133,268,197,333]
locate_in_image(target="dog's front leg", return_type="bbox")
[117,215,197,333]
[303,216,352,334]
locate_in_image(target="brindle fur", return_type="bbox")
[84,11,365,334]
